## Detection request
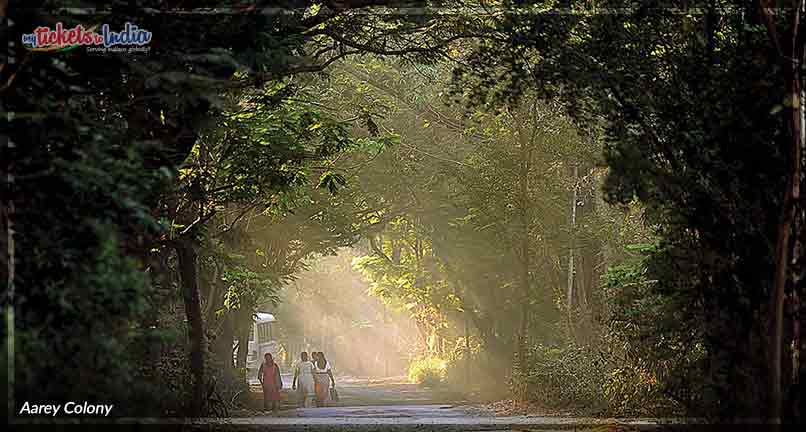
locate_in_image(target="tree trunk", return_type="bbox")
[763,2,804,421]
[203,267,223,325]
[176,238,206,417]
[5,188,15,421]
[236,309,250,369]
[513,120,532,400]
[214,312,235,377]
[465,309,471,387]
[414,319,430,352]
[382,307,390,376]
[769,115,798,424]
[567,164,578,323]
[796,53,805,423]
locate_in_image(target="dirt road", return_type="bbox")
[191,375,659,431]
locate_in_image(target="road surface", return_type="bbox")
[248,374,467,406]
[190,375,660,431]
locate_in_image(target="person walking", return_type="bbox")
[292,351,315,408]
[258,353,282,414]
[313,351,336,407]
[312,352,324,406]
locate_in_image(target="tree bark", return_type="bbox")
[203,265,223,325]
[175,238,206,417]
[516,116,532,388]
[465,308,471,387]
[761,0,803,421]
[236,309,251,369]
[214,312,235,378]
[567,164,578,317]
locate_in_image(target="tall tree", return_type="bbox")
[452,0,804,419]
[4,0,479,416]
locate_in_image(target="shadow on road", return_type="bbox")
[220,375,656,431]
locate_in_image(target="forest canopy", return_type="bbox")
[3,0,804,424]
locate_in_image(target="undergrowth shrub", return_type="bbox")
[604,364,676,416]
[408,357,447,387]
[514,340,682,416]
[517,343,608,412]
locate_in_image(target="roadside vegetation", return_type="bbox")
[5,0,803,422]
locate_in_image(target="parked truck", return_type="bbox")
[234,312,280,383]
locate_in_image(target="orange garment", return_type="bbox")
[260,362,282,401]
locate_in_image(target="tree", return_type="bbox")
[4,0,479,416]
[452,0,804,419]
[338,59,604,386]
[154,78,389,412]
[757,1,804,420]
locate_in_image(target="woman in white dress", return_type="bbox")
[292,352,316,408]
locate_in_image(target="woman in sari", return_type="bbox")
[258,353,282,413]
[313,352,335,407]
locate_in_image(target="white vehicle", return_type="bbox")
[234,312,280,383]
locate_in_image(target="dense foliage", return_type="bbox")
[452,0,804,420]
[3,0,802,423]
[4,0,464,416]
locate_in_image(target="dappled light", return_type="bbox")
[273,252,417,379]
[5,1,804,429]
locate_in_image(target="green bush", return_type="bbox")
[408,357,447,387]
[207,354,249,403]
[515,340,680,416]
[599,246,695,416]
[603,364,677,416]
[517,343,608,412]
